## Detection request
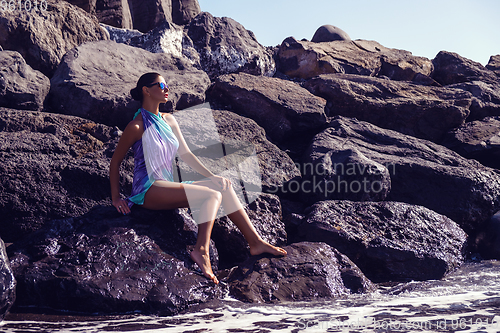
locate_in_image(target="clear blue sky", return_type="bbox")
[197,0,500,66]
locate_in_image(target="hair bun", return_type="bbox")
[130,87,141,101]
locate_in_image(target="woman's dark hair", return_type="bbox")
[130,72,161,102]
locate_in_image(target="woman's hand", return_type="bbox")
[210,175,231,191]
[113,198,131,215]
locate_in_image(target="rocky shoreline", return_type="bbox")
[1,0,500,318]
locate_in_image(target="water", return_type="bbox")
[2,260,500,333]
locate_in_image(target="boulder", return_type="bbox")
[94,0,134,29]
[47,40,210,129]
[431,51,499,86]
[301,116,500,234]
[303,73,471,142]
[476,210,500,259]
[0,108,131,242]
[298,200,467,282]
[486,55,500,78]
[277,37,433,81]
[7,205,225,315]
[212,192,287,269]
[447,81,500,121]
[100,23,143,43]
[312,25,351,43]
[185,12,275,79]
[207,73,327,154]
[441,116,500,170]
[228,242,376,303]
[172,0,201,25]
[67,0,201,30]
[0,238,16,321]
[0,0,108,77]
[0,51,50,111]
[172,108,301,192]
[126,0,173,33]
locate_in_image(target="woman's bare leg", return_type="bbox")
[190,179,287,257]
[143,181,222,283]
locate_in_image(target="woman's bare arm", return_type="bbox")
[109,120,143,214]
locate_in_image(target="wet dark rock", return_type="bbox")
[0,108,130,242]
[298,200,468,282]
[7,205,225,315]
[0,238,16,321]
[441,116,500,170]
[228,241,375,303]
[212,192,287,269]
[277,37,433,81]
[431,51,499,86]
[47,40,210,129]
[302,116,500,234]
[312,25,351,43]
[486,55,500,78]
[0,51,50,111]
[299,145,392,203]
[476,210,500,259]
[303,73,471,142]
[447,81,500,121]
[0,1,108,77]
[207,73,327,153]
[185,12,275,79]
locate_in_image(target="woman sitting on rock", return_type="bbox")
[109,72,287,284]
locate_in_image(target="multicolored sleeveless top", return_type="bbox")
[127,108,193,207]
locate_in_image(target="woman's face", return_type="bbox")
[144,76,169,103]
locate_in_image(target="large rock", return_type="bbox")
[486,55,500,78]
[0,51,50,111]
[298,200,467,282]
[311,25,351,43]
[228,242,375,303]
[212,192,287,269]
[303,73,471,142]
[47,40,210,129]
[441,116,500,170]
[126,0,172,32]
[0,0,108,77]
[476,210,500,259]
[0,238,16,321]
[185,12,275,79]
[0,108,130,242]
[277,37,433,81]
[207,73,327,154]
[7,205,225,315]
[173,108,301,192]
[67,0,201,30]
[172,0,201,25]
[431,51,499,86]
[447,81,500,121]
[301,116,500,234]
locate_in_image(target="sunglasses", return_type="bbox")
[146,82,169,90]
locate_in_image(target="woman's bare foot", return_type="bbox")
[190,248,219,284]
[249,239,287,257]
